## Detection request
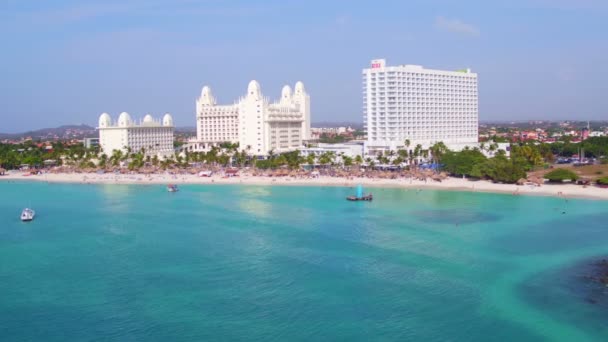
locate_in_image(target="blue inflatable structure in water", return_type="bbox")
[347,184,373,201]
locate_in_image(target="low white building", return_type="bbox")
[189,80,311,156]
[83,137,99,149]
[480,142,511,158]
[98,112,175,158]
[300,142,364,159]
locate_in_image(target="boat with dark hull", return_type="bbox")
[347,185,373,201]
[346,194,373,201]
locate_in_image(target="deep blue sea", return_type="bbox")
[1,182,607,341]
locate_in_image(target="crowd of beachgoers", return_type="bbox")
[1,166,607,200]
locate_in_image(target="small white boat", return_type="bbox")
[21,208,35,222]
[167,184,179,192]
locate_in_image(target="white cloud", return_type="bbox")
[435,16,480,37]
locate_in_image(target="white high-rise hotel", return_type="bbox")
[363,59,478,154]
[193,81,310,155]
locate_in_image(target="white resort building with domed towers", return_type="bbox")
[188,80,311,156]
[98,112,175,158]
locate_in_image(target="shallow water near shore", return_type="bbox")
[1,182,607,341]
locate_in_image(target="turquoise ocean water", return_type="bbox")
[0,182,607,341]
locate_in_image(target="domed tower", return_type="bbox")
[143,114,154,125]
[199,86,216,106]
[163,113,174,127]
[280,85,292,105]
[238,80,265,155]
[98,113,112,128]
[294,81,305,96]
[118,112,132,127]
[247,80,262,100]
[293,81,310,139]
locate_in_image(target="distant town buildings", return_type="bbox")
[310,126,356,139]
[97,112,175,158]
[478,120,607,144]
[362,59,479,154]
[190,80,311,156]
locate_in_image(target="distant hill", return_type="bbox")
[0,124,97,140]
[175,126,196,133]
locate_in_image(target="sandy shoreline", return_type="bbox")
[1,171,607,200]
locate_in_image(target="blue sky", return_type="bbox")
[1,0,607,132]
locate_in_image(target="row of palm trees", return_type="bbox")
[75,141,451,171]
[5,138,501,173]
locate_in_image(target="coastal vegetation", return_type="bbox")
[543,168,579,183]
[470,155,527,184]
[595,177,608,186]
[0,141,96,169]
[2,136,608,187]
[439,148,526,184]
[548,137,608,158]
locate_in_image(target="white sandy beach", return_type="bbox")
[2,171,607,200]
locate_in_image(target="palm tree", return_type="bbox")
[429,141,448,166]
[392,156,403,166]
[421,149,429,160]
[398,148,409,166]
[234,150,247,167]
[413,144,422,166]
[354,155,363,167]
[343,156,353,168]
[306,154,316,167]
[376,152,384,165]
[275,154,288,168]
[110,149,123,167]
[98,153,108,168]
[488,142,498,156]
[217,153,230,167]
[128,151,145,170]
[318,151,335,167]
[206,146,219,165]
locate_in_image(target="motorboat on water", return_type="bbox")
[21,208,35,222]
[346,185,373,201]
[167,184,179,192]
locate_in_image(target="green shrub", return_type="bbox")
[472,156,527,183]
[597,177,608,185]
[544,168,579,182]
